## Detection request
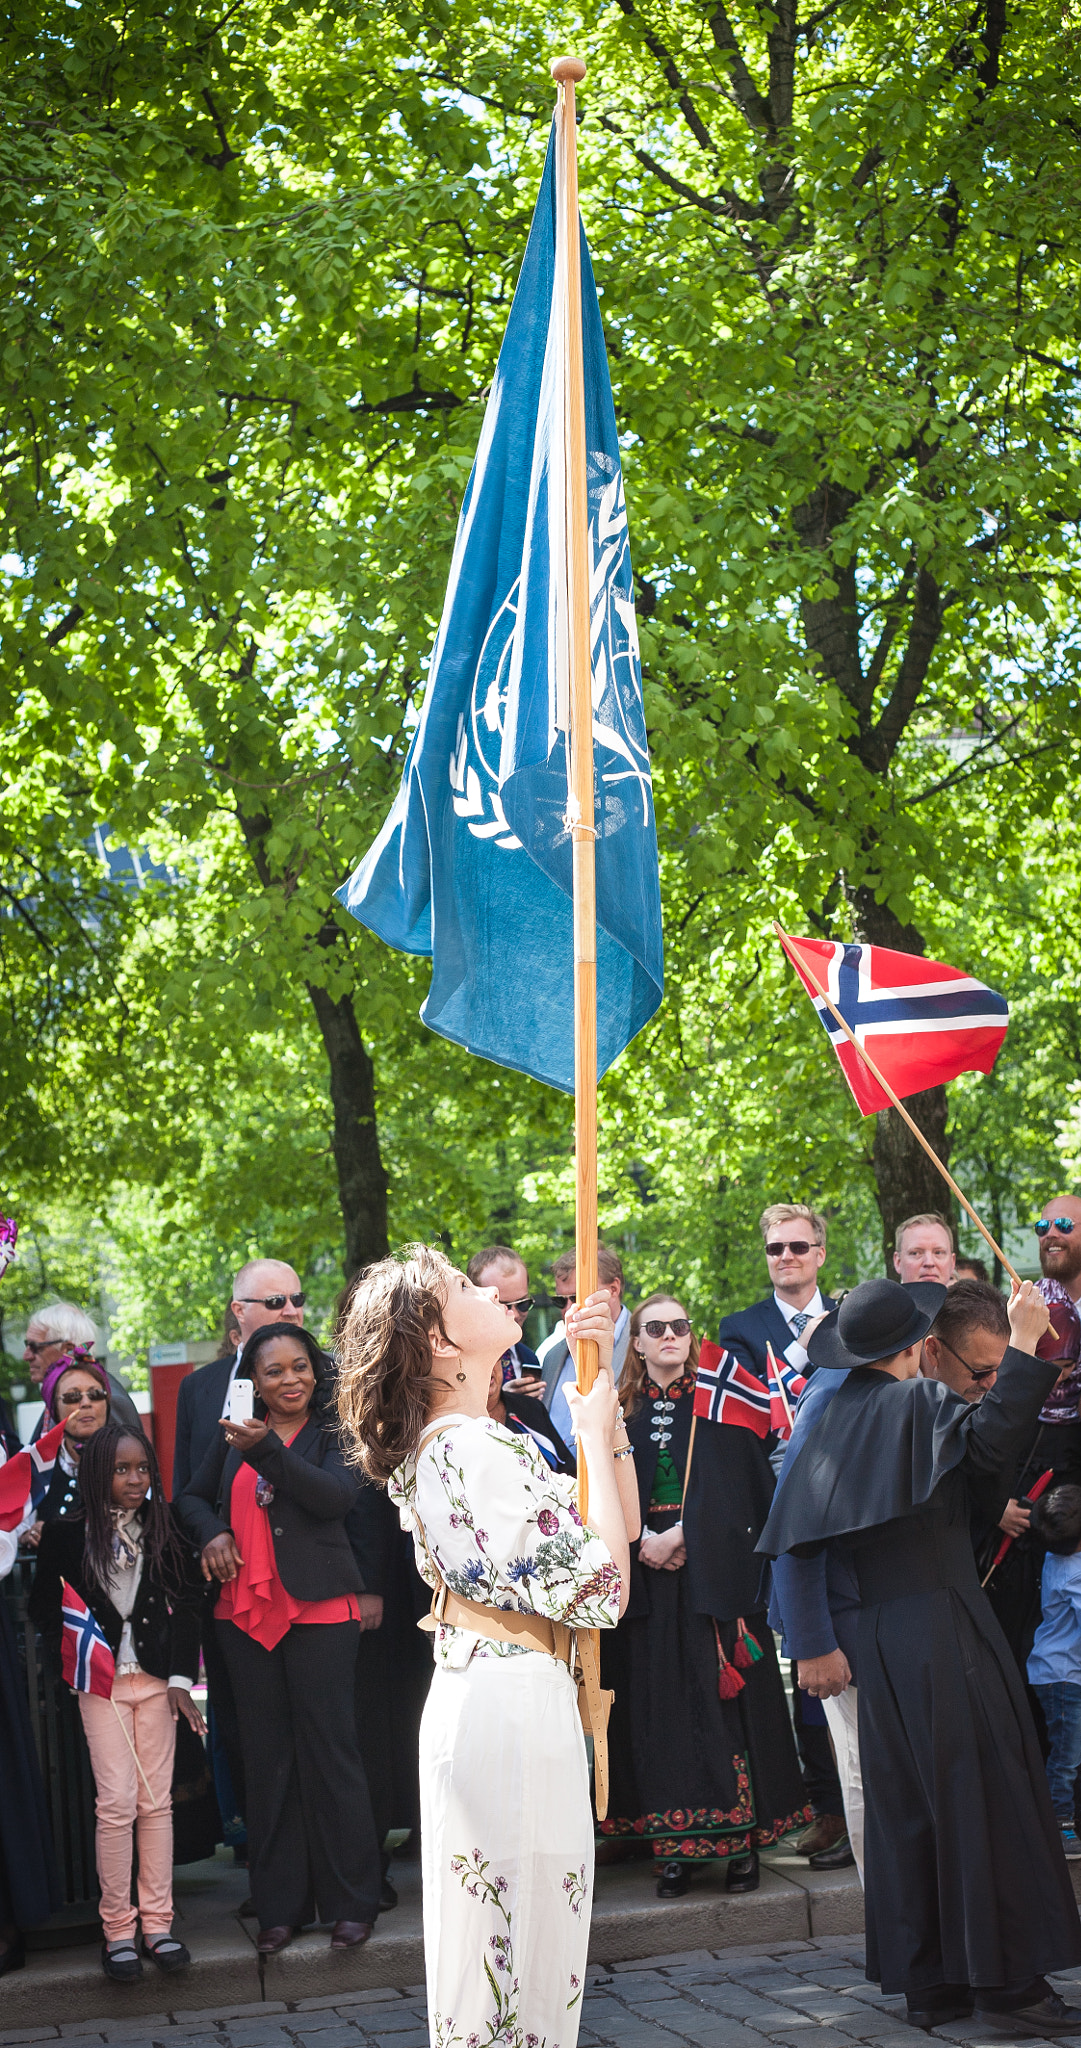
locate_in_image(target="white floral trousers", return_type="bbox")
[421,1651,593,2048]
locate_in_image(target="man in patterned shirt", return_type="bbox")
[1034,1196,1081,1488]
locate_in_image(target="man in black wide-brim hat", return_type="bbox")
[759,1274,1081,2036]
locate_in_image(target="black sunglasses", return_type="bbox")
[498,1296,534,1315]
[1035,1219,1076,1238]
[764,1240,814,1258]
[934,1334,999,1384]
[58,1386,109,1405]
[24,1338,62,1356]
[642,1318,691,1339]
[240,1292,306,1310]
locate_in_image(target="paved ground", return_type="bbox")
[10,1938,1081,2048]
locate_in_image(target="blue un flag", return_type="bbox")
[337,114,664,1091]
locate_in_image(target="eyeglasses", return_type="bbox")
[24,1338,61,1356]
[58,1387,109,1406]
[643,1318,691,1339]
[934,1335,999,1384]
[1035,1219,1076,1238]
[498,1297,534,1315]
[240,1293,306,1310]
[764,1240,815,1258]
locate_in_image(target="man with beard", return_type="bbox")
[1034,1197,1081,1487]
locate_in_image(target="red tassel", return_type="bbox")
[714,1619,746,1698]
[733,1618,763,1667]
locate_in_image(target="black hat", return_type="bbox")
[806,1277,947,1372]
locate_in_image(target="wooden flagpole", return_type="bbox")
[552,53,599,1523]
[773,920,1021,1286]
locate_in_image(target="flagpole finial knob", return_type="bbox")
[551,55,587,84]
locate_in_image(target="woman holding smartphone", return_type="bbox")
[176,1323,382,1955]
[336,1245,639,2048]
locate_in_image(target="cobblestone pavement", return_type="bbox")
[8,1939,1081,2048]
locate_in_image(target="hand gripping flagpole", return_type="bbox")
[552,55,599,1517]
[773,921,1021,1286]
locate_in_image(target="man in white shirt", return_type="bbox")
[539,1245,631,1449]
[893,1212,957,1286]
[171,1258,305,1497]
[717,1202,847,1867]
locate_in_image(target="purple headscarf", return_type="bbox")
[42,1348,109,1423]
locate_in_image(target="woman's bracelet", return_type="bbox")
[614,1444,634,1461]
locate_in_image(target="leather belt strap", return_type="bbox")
[411,1423,614,1819]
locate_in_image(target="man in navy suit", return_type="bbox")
[171,1257,306,1496]
[717,1202,834,1384]
[718,1203,848,1864]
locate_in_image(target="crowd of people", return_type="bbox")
[0,1198,1080,2033]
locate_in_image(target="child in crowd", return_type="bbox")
[1028,1485,1081,1858]
[30,1423,205,1983]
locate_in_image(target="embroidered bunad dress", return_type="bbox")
[390,1412,622,2048]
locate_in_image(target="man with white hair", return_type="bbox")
[24,1301,140,1440]
[171,1258,306,1495]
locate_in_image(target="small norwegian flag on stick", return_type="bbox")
[775,922,1019,1284]
[60,1583,115,1698]
[765,1343,804,1439]
[693,1342,772,1437]
[0,1419,66,1531]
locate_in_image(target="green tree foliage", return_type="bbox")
[4,0,1081,1347]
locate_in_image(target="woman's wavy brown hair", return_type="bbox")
[335,1244,458,1485]
[620,1292,700,1421]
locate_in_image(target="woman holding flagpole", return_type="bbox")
[336,1247,637,2048]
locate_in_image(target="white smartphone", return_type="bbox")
[228,1378,255,1425]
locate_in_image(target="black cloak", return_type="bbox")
[758,1349,1081,1997]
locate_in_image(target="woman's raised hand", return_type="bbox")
[220,1415,270,1453]
[565,1362,621,1453]
[565,1290,616,1377]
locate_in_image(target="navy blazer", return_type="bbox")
[171,1353,236,1499]
[176,1411,362,1603]
[717,1292,836,1377]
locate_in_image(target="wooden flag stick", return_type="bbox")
[552,52,599,1525]
[773,920,1020,1286]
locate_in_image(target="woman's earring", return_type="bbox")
[455,1355,467,1383]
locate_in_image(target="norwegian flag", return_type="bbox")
[693,1341,772,1437]
[765,1343,805,1440]
[779,933,1008,1116]
[60,1583,115,1698]
[0,1419,66,1531]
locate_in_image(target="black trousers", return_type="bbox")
[217,1618,381,1929]
[202,1601,246,1822]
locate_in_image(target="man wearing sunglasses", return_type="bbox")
[718,1203,835,1384]
[1033,1197,1081,1490]
[465,1245,544,1402]
[23,1301,141,1443]
[171,1258,306,1498]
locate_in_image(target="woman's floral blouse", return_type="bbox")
[391,1412,622,1669]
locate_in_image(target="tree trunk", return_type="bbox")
[305,982,390,1279]
[849,888,954,1271]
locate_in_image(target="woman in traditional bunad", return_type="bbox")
[600,1296,808,1899]
[336,1245,639,2048]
